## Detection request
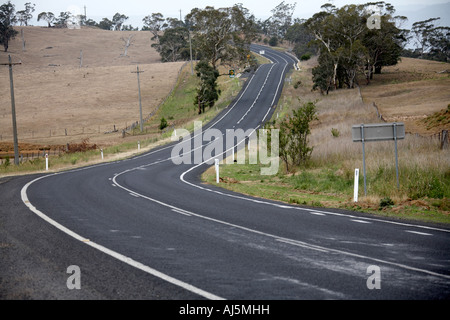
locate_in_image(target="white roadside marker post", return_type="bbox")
[354,168,359,202]
[215,159,219,183]
[101,149,104,160]
[45,153,48,171]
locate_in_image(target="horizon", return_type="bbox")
[8,0,450,29]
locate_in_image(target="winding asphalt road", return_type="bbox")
[1,45,449,302]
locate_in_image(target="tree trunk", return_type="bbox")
[375,65,382,74]
[333,63,338,90]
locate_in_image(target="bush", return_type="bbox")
[379,197,394,208]
[159,117,168,130]
[268,36,278,47]
[278,100,318,172]
[2,157,10,168]
[293,80,302,89]
[300,54,311,61]
[331,128,340,137]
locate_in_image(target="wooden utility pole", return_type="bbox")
[131,65,144,132]
[0,56,22,165]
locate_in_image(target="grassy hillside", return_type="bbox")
[360,57,450,136]
[0,26,183,148]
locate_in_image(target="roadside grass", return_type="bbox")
[0,62,243,177]
[202,55,450,225]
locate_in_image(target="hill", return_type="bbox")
[360,57,450,136]
[0,26,185,149]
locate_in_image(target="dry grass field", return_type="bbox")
[0,26,184,153]
[360,57,450,136]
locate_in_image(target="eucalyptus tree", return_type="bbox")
[142,13,167,48]
[306,2,406,92]
[37,11,55,27]
[186,4,257,70]
[0,1,18,52]
[16,2,35,26]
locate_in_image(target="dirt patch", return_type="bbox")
[219,176,239,184]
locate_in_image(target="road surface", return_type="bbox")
[1,46,449,304]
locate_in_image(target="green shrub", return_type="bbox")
[300,53,311,61]
[379,197,394,208]
[2,157,10,168]
[268,36,278,47]
[159,117,168,130]
[331,128,340,137]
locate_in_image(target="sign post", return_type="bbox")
[352,123,405,196]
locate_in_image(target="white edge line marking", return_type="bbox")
[309,212,326,216]
[351,219,372,224]
[20,176,225,301]
[405,230,432,236]
[172,208,192,216]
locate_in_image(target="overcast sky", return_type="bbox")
[10,0,450,26]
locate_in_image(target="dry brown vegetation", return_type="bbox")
[359,57,450,136]
[0,26,184,152]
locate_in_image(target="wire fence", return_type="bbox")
[0,147,65,165]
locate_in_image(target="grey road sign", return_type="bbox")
[352,122,405,142]
[352,123,405,197]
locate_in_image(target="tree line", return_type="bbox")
[1,1,448,108]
